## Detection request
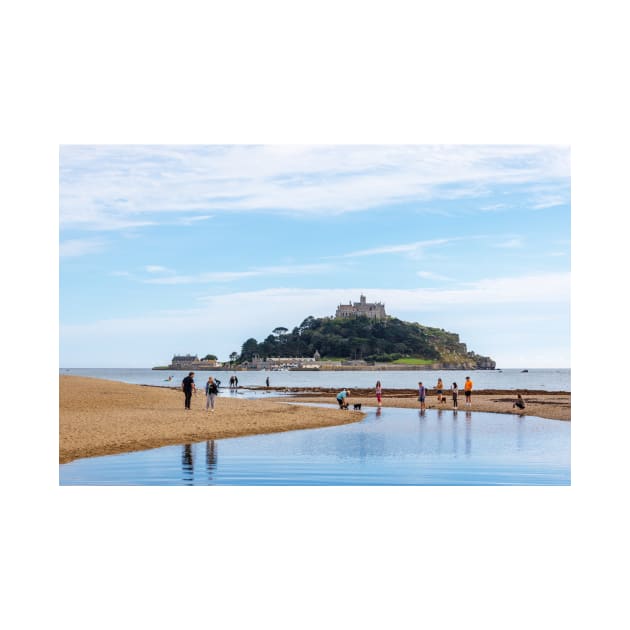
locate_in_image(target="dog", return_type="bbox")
[353,403,362,411]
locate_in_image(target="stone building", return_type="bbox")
[335,294,387,320]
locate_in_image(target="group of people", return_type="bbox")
[181,372,220,412]
[228,375,239,390]
[426,376,474,410]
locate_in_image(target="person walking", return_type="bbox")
[205,376,219,412]
[436,377,444,403]
[464,376,473,407]
[375,380,383,407]
[417,381,427,411]
[336,388,350,409]
[182,372,196,410]
[451,382,459,409]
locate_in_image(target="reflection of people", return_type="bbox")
[336,388,350,409]
[464,376,473,407]
[182,372,196,410]
[417,382,426,411]
[206,376,218,412]
[451,382,459,409]
[436,378,444,402]
[375,380,382,407]
[513,394,526,410]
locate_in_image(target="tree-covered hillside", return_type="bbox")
[239,316,495,368]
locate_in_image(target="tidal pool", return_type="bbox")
[59,406,570,486]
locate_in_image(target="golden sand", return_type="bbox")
[59,376,364,464]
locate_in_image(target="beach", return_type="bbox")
[59,376,365,464]
[60,376,570,464]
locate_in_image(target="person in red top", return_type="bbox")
[464,376,473,407]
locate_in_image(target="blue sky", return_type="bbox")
[59,145,570,368]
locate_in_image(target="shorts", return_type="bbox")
[465,390,472,398]
[436,390,442,395]
[418,396,425,402]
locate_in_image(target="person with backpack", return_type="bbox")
[205,376,219,412]
[182,372,196,410]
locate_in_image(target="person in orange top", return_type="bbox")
[464,376,473,407]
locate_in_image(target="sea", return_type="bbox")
[59,367,570,485]
[59,367,570,393]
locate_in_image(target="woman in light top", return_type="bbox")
[206,376,219,412]
[375,380,383,407]
[451,382,459,409]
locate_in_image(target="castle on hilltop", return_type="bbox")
[335,294,387,320]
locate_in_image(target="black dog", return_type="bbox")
[353,403,362,411]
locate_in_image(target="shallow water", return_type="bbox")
[60,367,571,392]
[59,406,570,486]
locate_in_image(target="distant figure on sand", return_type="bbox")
[205,376,219,412]
[229,375,235,390]
[436,378,444,403]
[375,380,382,407]
[464,376,473,407]
[234,375,238,388]
[266,376,270,388]
[182,372,196,410]
[418,382,427,411]
[513,394,526,410]
[336,388,350,409]
[452,382,459,409]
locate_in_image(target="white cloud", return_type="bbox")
[417,271,451,281]
[59,145,570,231]
[59,238,106,258]
[143,263,335,285]
[495,238,523,248]
[144,265,173,274]
[61,272,569,365]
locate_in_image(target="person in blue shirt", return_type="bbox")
[336,388,350,409]
[417,382,427,411]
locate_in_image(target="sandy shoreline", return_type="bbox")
[59,376,365,464]
[60,376,570,464]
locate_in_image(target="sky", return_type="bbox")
[59,144,570,368]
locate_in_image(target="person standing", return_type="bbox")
[418,382,426,411]
[436,377,444,403]
[336,388,350,409]
[205,376,218,412]
[182,372,196,410]
[234,374,238,388]
[265,376,270,388]
[451,382,459,409]
[464,376,473,407]
[375,380,383,407]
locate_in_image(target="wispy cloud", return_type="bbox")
[143,263,334,285]
[495,238,523,248]
[417,271,452,281]
[144,265,174,274]
[59,145,570,231]
[337,238,456,259]
[59,238,106,258]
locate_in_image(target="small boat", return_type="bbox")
[521,369,528,373]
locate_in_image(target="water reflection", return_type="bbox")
[516,417,524,451]
[465,413,472,456]
[206,440,217,482]
[182,444,194,484]
[451,412,458,456]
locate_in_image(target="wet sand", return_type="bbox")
[59,376,365,464]
[278,389,571,421]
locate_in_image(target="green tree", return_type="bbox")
[202,354,218,361]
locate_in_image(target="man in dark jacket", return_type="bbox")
[182,372,196,410]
